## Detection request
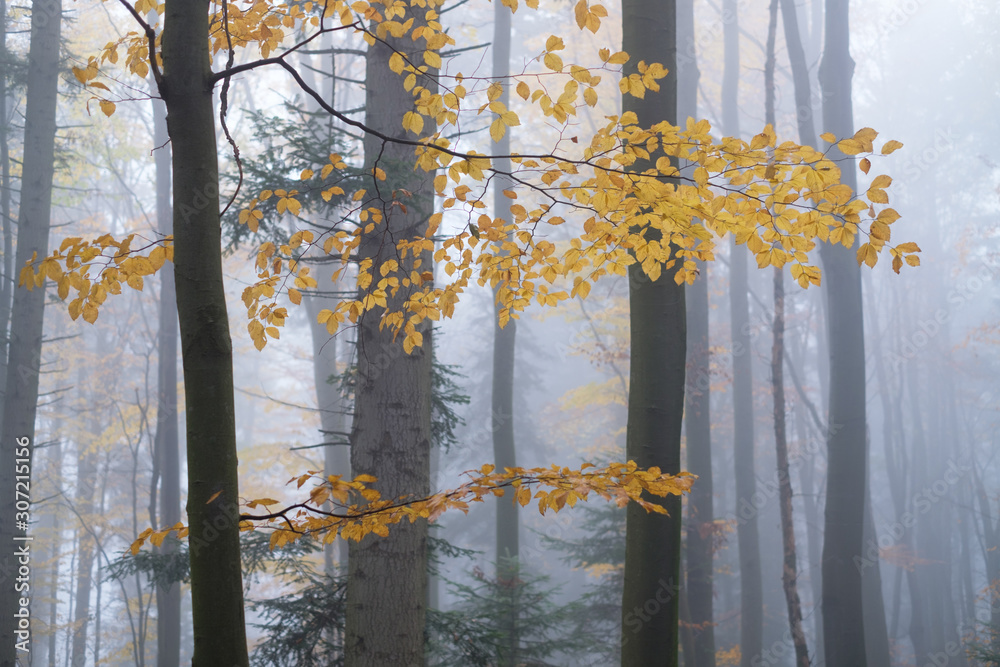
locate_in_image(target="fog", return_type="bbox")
[2,0,998,665]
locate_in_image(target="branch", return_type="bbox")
[114,0,162,87]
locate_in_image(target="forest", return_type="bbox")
[0,0,995,664]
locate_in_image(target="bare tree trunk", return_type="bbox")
[817,2,869,662]
[720,4,763,664]
[0,0,12,402]
[70,408,99,666]
[160,0,248,659]
[620,2,685,664]
[344,13,436,665]
[151,94,182,667]
[678,1,714,664]
[0,0,61,660]
[765,4,809,662]
[491,3,519,664]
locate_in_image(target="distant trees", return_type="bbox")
[0,0,62,659]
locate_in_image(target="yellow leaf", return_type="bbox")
[516,81,530,100]
[837,138,865,156]
[99,100,116,117]
[490,118,506,143]
[870,174,892,190]
[859,157,871,175]
[881,140,904,155]
[607,51,629,65]
[82,302,99,324]
[543,52,563,72]
[300,168,314,180]
[389,51,405,74]
[545,35,564,52]
[856,242,878,268]
[288,287,302,304]
[820,132,837,144]
[424,50,442,69]
[574,0,587,28]
[403,111,424,135]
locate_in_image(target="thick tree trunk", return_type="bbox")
[160,0,248,661]
[152,95,182,667]
[678,1,714,664]
[620,2,685,664]
[817,2,868,663]
[0,0,61,660]
[344,13,435,665]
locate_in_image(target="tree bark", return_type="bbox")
[678,1,714,664]
[151,94,182,667]
[0,0,12,405]
[620,1,685,664]
[491,3,519,663]
[0,0,61,660]
[160,0,248,660]
[70,416,99,666]
[344,13,436,665]
[817,1,868,663]
[720,3,764,664]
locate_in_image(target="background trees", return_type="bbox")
[3,1,998,666]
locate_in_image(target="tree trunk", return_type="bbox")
[678,1,714,664]
[765,4,809,662]
[817,1,868,663]
[0,0,12,404]
[152,94,182,667]
[304,263,350,575]
[344,15,436,666]
[491,2,519,664]
[160,0,248,660]
[70,416,99,666]
[0,0,61,660]
[620,1,685,664]
[720,3,764,664]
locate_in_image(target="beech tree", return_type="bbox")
[27,0,916,662]
[0,0,61,659]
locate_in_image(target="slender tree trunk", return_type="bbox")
[0,0,12,403]
[720,4,764,664]
[620,2,685,664]
[765,5,809,663]
[491,3,519,663]
[151,94,181,667]
[678,1,714,663]
[305,265,350,574]
[344,12,436,665]
[817,2,868,662]
[0,0,61,660]
[160,0,248,660]
[70,432,98,666]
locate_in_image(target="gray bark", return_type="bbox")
[0,0,61,660]
[620,1,685,664]
[817,1,869,662]
[152,94,181,667]
[344,15,436,665]
[720,3,764,664]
